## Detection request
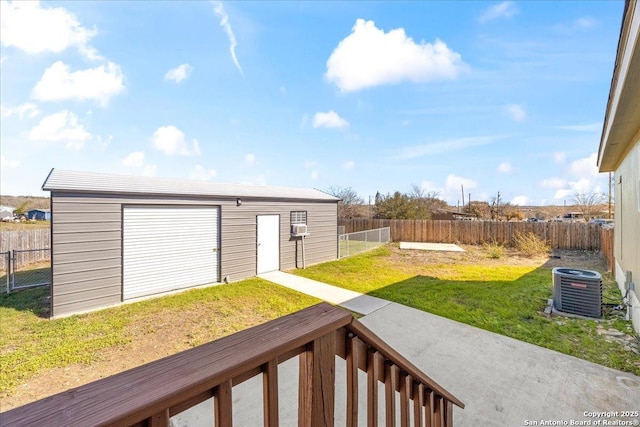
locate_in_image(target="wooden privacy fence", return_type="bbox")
[0,229,50,270]
[599,226,614,274]
[1,303,464,427]
[340,219,608,251]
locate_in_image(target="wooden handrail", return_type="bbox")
[1,303,464,426]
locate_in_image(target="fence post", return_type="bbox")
[346,235,349,258]
[4,252,10,294]
[10,250,15,292]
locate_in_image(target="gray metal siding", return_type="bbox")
[50,192,338,317]
[51,194,123,316]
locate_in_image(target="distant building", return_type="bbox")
[431,209,477,221]
[0,206,15,220]
[27,209,51,221]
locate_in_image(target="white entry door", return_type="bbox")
[257,215,280,274]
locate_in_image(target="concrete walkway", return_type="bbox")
[258,270,390,315]
[256,270,640,426]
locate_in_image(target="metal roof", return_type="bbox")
[42,169,339,201]
[597,0,640,172]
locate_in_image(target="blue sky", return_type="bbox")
[0,1,623,206]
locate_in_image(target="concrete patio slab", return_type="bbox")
[175,274,640,426]
[400,242,465,252]
[258,270,390,315]
[360,302,640,426]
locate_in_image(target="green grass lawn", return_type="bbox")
[0,279,320,398]
[293,245,640,375]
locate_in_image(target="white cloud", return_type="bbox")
[540,178,567,189]
[164,64,193,83]
[545,153,603,202]
[244,153,256,165]
[0,1,100,59]
[445,174,477,191]
[304,160,317,169]
[511,196,530,206]
[1,155,20,169]
[552,178,594,201]
[310,171,319,181]
[142,165,157,177]
[553,189,573,201]
[506,104,526,122]
[122,151,145,168]
[325,19,466,92]
[32,61,124,106]
[555,17,598,33]
[419,181,440,193]
[569,153,599,179]
[97,135,113,147]
[1,102,40,119]
[553,152,567,164]
[575,17,597,29]
[497,162,514,173]
[313,111,349,129]
[152,126,200,156]
[343,160,355,170]
[478,2,518,23]
[212,1,243,76]
[190,165,217,181]
[28,110,91,150]
[395,135,506,160]
[556,122,602,132]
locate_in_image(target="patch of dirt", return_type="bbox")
[388,243,608,270]
[0,301,278,411]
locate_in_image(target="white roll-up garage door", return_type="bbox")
[123,206,220,300]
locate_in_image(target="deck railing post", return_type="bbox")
[346,334,359,427]
[367,349,379,427]
[263,360,279,427]
[298,332,336,427]
[214,380,232,427]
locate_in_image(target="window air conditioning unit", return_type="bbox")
[291,224,309,237]
[552,267,602,318]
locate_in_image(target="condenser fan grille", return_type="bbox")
[552,267,602,318]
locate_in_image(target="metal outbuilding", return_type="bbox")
[27,209,51,221]
[42,169,339,317]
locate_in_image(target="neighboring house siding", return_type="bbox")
[614,137,640,331]
[50,192,337,317]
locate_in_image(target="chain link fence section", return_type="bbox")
[338,227,390,259]
[11,249,51,291]
[1,251,10,293]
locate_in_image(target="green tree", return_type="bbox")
[13,201,30,216]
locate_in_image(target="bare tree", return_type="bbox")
[572,192,606,220]
[408,184,447,216]
[326,186,364,219]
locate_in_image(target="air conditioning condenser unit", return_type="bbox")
[552,267,602,318]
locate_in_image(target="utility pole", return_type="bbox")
[461,184,465,209]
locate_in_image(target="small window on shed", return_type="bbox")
[291,211,307,225]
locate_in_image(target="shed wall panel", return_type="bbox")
[50,192,337,317]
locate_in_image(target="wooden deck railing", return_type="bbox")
[1,303,464,426]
